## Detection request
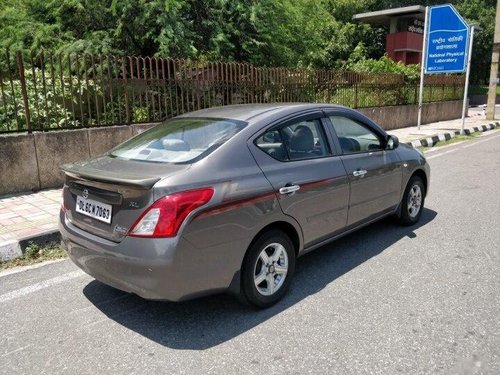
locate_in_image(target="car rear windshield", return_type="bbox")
[109,117,247,163]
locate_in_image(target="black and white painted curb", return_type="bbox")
[0,230,61,263]
[406,122,500,148]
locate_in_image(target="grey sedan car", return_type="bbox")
[59,104,429,307]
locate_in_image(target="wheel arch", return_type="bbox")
[411,168,428,196]
[248,221,301,257]
[227,220,302,297]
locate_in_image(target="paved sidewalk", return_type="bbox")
[386,106,488,143]
[0,189,60,244]
[0,107,496,260]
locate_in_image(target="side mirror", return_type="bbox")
[386,135,399,150]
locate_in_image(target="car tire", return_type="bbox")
[398,175,425,226]
[240,230,296,308]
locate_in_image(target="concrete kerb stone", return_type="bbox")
[406,122,498,148]
[0,239,23,262]
[18,230,62,250]
[0,229,61,262]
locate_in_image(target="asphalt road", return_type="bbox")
[1,130,500,375]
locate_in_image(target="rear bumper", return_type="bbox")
[59,211,238,301]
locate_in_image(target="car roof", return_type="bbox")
[176,103,349,122]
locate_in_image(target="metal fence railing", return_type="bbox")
[0,50,465,133]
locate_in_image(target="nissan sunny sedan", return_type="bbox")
[59,104,429,308]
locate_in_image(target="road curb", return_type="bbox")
[0,240,22,262]
[405,122,499,148]
[0,229,61,262]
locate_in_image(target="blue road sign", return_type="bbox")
[424,4,470,74]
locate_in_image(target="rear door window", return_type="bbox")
[255,119,330,161]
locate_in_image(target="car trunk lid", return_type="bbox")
[61,155,189,242]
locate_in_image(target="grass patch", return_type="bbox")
[0,242,66,270]
[419,131,481,152]
[434,131,481,146]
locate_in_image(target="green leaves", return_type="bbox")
[345,50,420,81]
[0,0,495,83]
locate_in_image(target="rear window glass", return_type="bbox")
[109,117,247,163]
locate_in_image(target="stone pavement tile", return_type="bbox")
[44,203,61,210]
[0,188,62,244]
[0,233,14,241]
[1,204,19,211]
[26,214,53,222]
[2,221,36,231]
[16,210,35,217]
[32,204,60,213]
[40,191,61,200]
[29,205,52,212]
[0,219,16,226]
[23,210,47,217]
[0,212,19,221]
[30,194,60,204]
[41,222,58,230]
[11,203,35,211]
[13,227,43,239]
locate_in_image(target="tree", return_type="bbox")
[0,0,496,83]
[455,0,496,84]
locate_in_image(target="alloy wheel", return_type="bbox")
[253,242,289,296]
[407,184,422,218]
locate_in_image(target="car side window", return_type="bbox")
[255,119,330,161]
[328,116,383,154]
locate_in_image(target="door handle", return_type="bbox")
[279,184,301,195]
[352,169,367,177]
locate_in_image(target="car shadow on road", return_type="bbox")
[83,208,437,350]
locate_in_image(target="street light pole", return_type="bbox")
[486,0,500,120]
[417,6,429,130]
[462,25,475,134]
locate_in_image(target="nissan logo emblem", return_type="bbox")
[82,189,89,199]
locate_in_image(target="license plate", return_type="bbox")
[75,196,112,224]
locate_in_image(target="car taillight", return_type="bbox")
[128,187,214,238]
